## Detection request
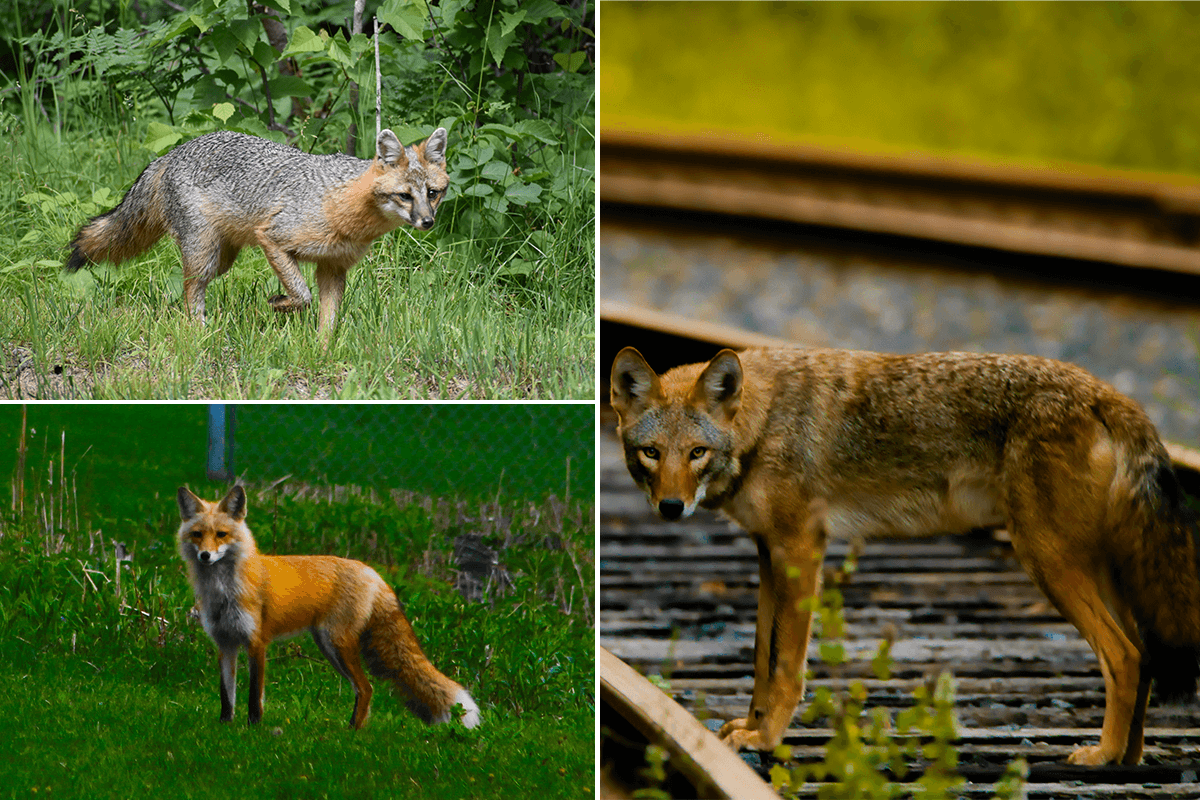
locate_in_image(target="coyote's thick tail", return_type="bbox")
[65,161,169,272]
[360,593,481,728]
[1124,451,1200,702]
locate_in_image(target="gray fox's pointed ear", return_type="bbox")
[376,129,407,166]
[421,127,448,164]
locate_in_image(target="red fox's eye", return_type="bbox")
[690,447,708,460]
[216,530,229,539]
[641,446,660,460]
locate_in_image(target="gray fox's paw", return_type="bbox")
[268,294,307,313]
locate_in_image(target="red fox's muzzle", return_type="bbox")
[192,543,229,564]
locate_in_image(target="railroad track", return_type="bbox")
[599,422,1200,798]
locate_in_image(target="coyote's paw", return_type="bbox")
[268,294,308,313]
[717,718,777,751]
[1067,744,1120,766]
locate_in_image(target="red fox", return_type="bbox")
[611,345,1200,766]
[176,485,480,730]
[67,127,448,334]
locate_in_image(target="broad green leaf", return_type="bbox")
[515,119,558,145]
[281,25,326,57]
[267,75,312,98]
[461,183,494,197]
[378,0,429,40]
[251,40,276,68]
[480,160,509,181]
[485,26,516,68]
[504,182,542,205]
[522,0,569,24]
[209,26,240,64]
[212,102,235,122]
[500,10,527,36]
[552,51,587,73]
[145,122,182,153]
[229,18,261,51]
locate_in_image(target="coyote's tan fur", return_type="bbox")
[611,346,1200,766]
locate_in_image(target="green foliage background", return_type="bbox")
[0,0,594,399]
[601,2,1200,174]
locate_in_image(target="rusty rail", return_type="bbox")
[601,129,1200,275]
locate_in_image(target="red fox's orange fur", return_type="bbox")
[176,485,480,730]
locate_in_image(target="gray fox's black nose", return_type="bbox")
[659,499,685,520]
[418,216,434,229]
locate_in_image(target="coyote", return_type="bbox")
[610,345,1200,766]
[67,127,448,334]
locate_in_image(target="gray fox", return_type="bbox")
[611,345,1200,766]
[66,127,449,334]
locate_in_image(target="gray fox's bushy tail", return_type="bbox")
[360,593,482,728]
[65,161,169,272]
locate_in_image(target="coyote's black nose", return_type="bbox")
[658,499,685,520]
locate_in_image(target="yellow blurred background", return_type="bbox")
[600,2,1200,174]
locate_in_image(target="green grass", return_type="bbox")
[602,2,1200,175]
[0,123,594,400]
[0,409,595,798]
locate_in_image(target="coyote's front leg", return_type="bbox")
[720,501,827,751]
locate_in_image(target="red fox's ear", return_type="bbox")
[177,487,203,520]
[420,127,448,165]
[218,485,247,521]
[376,129,407,168]
[694,349,743,422]
[610,347,663,421]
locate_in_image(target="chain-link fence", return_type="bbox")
[207,404,593,505]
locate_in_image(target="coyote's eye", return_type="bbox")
[689,446,708,460]
[641,446,660,460]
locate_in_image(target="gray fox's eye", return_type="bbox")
[397,192,413,202]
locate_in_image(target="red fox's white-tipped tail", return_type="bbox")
[361,593,482,729]
[444,687,481,729]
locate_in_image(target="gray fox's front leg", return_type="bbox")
[255,231,313,315]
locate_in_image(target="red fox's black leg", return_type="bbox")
[248,643,266,724]
[218,648,237,722]
[312,628,374,729]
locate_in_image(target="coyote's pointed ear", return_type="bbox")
[376,129,408,167]
[177,487,203,520]
[694,349,743,422]
[420,127,448,165]
[610,347,663,422]
[217,484,247,521]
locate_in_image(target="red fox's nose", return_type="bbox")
[198,550,213,564]
[658,499,685,520]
